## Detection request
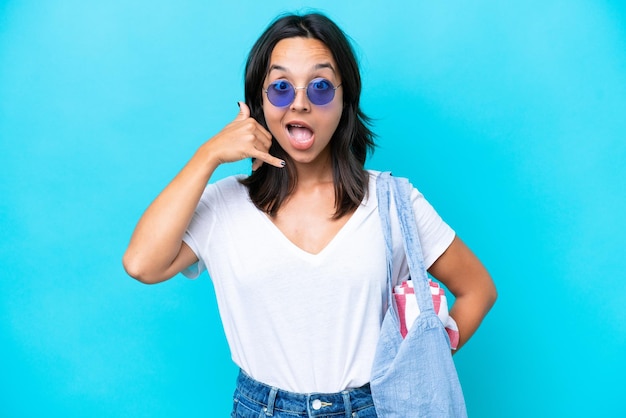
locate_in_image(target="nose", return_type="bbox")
[290,86,310,111]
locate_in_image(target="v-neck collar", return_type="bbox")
[250,191,374,262]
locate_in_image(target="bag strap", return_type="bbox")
[376,171,395,310]
[376,172,435,314]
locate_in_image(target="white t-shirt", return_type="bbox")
[182,170,455,393]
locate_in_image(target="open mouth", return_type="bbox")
[286,123,315,149]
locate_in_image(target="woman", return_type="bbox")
[123,12,497,417]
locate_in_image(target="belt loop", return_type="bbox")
[342,390,352,418]
[265,387,278,416]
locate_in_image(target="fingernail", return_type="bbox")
[237,101,241,108]
[280,160,286,167]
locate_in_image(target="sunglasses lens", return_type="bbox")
[307,78,335,105]
[266,80,294,107]
[266,78,337,107]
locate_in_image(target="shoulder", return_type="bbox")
[198,175,249,206]
[365,170,386,191]
[365,170,422,195]
[363,170,382,206]
[211,174,246,189]
[207,174,247,194]
[366,169,382,180]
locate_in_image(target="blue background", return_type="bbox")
[1,1,625,416]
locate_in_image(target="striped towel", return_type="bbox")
[393,280,460,350]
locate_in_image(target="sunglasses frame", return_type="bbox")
[263,78,342,107]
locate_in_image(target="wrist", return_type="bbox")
[191,142,221,175]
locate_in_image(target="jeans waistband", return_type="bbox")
[235,370,374,417]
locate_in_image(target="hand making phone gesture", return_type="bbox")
[122,102,284,283]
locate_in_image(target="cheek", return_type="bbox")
[328,106,344,133]
[263,115,288,144]
[262,102,281,130]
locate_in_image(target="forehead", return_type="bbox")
[268,37,337,71]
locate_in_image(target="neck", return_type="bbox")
[292,155,333,189]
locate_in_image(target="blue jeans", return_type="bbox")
[231,370,378,418]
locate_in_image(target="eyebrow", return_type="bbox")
[268,62,337,74]
[315,63,337,73]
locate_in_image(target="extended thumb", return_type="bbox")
[235,101,251,120]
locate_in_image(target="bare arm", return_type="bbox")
[428,236,497,351]
[122,103,284,284]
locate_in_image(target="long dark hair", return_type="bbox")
[240,12,375,218]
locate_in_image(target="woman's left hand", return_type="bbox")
[427,236,497,351]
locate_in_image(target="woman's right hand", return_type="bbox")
[199,102,284,171]
[123,102,283,284]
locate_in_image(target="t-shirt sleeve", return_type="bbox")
[181,186,217,279]
[409,185,456,269]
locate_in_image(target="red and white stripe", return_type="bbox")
[393,280,459,349]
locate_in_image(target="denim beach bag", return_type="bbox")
[370,172,468,417]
